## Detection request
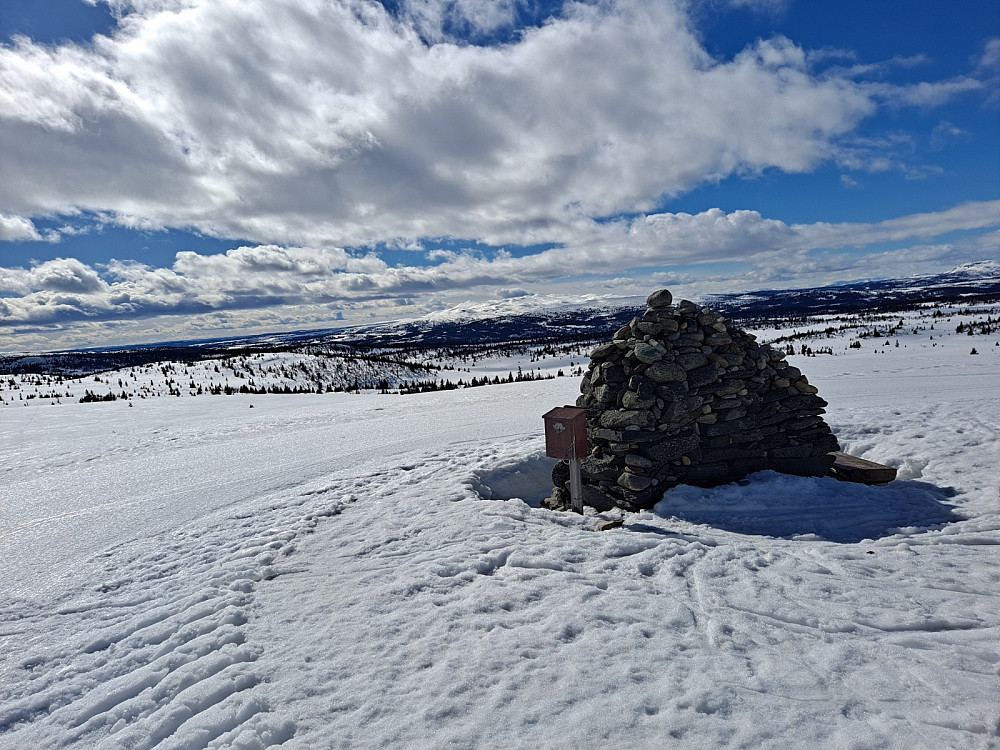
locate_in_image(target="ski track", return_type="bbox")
[0,472,341,749]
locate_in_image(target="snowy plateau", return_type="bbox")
[2,270,1000,749]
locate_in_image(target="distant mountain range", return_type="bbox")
[3,262,998,375]
[703,261,1000,321]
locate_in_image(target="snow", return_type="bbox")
[946,260,1000,279]
[2,322,1000,748]
[415,292,640,323]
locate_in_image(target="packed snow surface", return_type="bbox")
[2,341,1000,748]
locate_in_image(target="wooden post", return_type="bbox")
[569,451,583,514]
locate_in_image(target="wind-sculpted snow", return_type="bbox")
[1,344,999,747]
[0,481,333,748]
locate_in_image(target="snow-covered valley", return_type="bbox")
[2,300,1000,749]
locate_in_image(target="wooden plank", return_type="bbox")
[829,452,897,484]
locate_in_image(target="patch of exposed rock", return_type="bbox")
[549,289,840,511]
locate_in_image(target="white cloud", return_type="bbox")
[788,200,1000,249]
[976,37,1000,73]
[0,0,884,248]
[0,213,45,242]
[866,77,984,108]
[29,258,108,293]
[2,201,998,340]
[0,267,31,296]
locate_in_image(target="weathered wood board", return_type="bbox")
[829,452,898,484]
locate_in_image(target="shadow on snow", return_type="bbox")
[474,456,960,544]
[651,471,959,544]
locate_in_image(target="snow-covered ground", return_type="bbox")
[2,319,999,748]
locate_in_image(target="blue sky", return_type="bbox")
[1,0,998,350]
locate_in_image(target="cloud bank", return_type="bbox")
[3,202,998,340]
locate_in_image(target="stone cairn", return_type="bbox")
[549,289,841,512]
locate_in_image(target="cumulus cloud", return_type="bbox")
[30,258,108,293]
[0,0,898,248]
[0,267,32,296]
[0,213,46,242]
[3,1,992,255]
[2,201,998,337]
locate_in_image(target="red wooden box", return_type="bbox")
[543,406,588,459]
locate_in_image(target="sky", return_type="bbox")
[1,0,998,351]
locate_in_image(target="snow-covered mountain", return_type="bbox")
[702,261,1000,321]
[416,291,645,323]
[943,259,1000,279]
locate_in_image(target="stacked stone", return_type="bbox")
[550,289,840,512]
